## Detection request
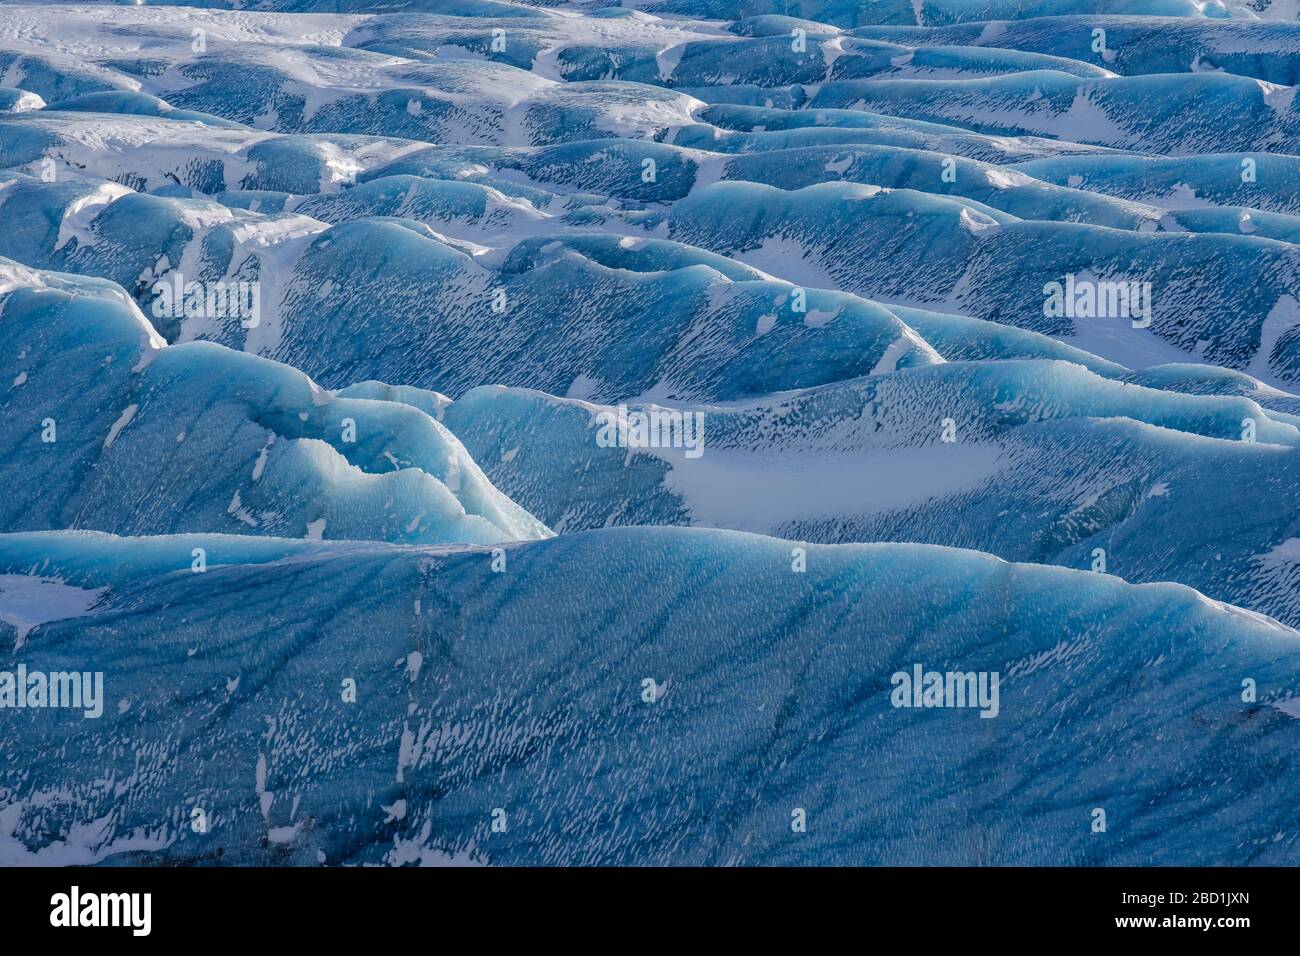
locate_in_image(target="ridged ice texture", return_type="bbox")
[0,528,1296,866]
[0,258,551,545]
[1,0,1299,867]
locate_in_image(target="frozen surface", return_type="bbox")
[0,0,1297,866]
[0,528,1297,866]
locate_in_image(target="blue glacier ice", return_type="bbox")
[0,0,1297,868]
[0,527,1296,865]
[0,259,550,544]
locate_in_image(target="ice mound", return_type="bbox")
[0,258,550,545]
[0,526,1295,865]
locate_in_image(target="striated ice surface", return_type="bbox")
[0,0,1297,866]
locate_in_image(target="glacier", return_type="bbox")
[2,527,1298,866]
[0,0,1297,867]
